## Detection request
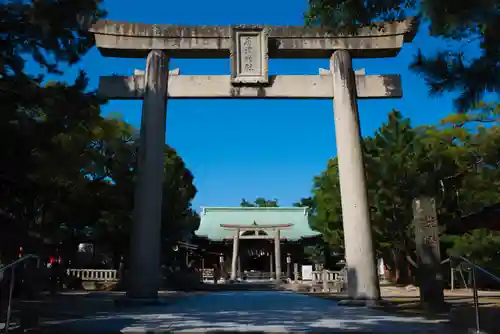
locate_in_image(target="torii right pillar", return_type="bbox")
[331,50,380,301]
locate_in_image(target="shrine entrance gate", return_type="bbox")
[90,18,417,301]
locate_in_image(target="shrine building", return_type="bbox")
[193,206,320,281]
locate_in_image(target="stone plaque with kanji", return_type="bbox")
[413,197,441,264]
[230,26,268,84]
[412,196,444,308]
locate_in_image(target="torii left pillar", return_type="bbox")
[127,50,169,299]
[230,229,240,281]
[274,230,282,280]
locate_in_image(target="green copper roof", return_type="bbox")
[195,206,319,241]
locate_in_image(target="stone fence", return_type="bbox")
[311,270,341,283]
[65,268,345,288]
[309,270,346,293]
[66,269,118,282]
[201,269,287,282]
[201,268,214,281]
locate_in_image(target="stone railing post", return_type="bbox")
[322,270,329,292]
[331,50,380,301]
[128,50,170,299]
[293,263,299,283]
[311,271,318,284]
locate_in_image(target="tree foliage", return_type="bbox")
[308,107,500,277]
[305,0,500,111]
[444,229,500,271]
[1,0,105,75]
[0,0,199,266]
[240,198,279,207]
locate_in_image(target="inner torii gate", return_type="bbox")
[221,222,293,281]
[90,18,417,301]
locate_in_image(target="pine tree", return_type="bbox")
[305,0,500,111]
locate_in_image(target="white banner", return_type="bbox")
[301,265,313,280]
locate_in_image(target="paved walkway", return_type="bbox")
[43,291,453,333]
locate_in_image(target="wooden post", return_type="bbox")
[450,258,455,291]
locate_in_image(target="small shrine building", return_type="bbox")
[193,206,320,280]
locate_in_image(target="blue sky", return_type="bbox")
[26,0,466,210]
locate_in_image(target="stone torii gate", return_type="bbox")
[91,18,416,301]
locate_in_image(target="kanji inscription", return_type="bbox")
[423,235,437,246]
[239,35,260,75]
[413,197,441,263]
[424,215,438,228]
[230,27,268,84]
[412,196,445,306]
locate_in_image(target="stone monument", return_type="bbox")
[413,197,445,309]
[90,18,417,301]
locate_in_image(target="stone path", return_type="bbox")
[42,291,453,333]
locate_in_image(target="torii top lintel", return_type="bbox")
[90,17,417,59]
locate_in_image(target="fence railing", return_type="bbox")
[66,269,118,282]
[201,269,289,282]
[241,271,276,280]
[309,270,345,292]
[0,254,40,333]
[201,269,214,281]
[311,270,341,283]
[450,256,500,334]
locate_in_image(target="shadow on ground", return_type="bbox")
[36,291,454,333]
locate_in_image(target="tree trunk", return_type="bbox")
[390,249,413,285]
[393,250,400,283]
